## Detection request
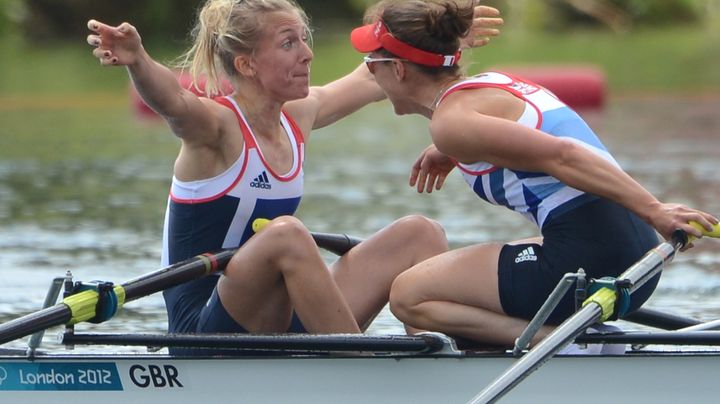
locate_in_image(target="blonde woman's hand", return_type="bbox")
[87,19,143,66]
[461,4,503,49]
[410,144,457,193]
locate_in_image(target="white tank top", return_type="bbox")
[161,96,305,266]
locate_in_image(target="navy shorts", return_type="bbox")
[197,287,307,333]
[164,275,306,355]
[164,276,307,334]
[498,198,661,324]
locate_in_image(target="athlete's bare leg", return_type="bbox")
[218,216,360,333]
[331,215,448,331]
[390,239,552,345]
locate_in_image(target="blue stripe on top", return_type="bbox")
[489,169,507,206]
[540,107,605,150]
[448,72,615,229]
[521,184,542,224]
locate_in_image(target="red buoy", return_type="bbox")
[493,65,606,110]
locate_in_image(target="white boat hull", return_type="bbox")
[1,351,719,404]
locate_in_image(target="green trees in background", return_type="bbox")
[549,0,700,31]
[484,0,702,32]
[0,0,709,43]
[0,0,369,42]
[16,0,200,42]
[0,0,23,36]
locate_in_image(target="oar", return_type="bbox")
[624,307,701,330]
[469,221,720,404]
[0,222,363,346]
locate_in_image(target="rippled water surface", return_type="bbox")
[1,95,719,351]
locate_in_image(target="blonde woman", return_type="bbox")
[86,0,502,351]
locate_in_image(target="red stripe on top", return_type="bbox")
[169,97,251,204]
[439,72,545,130]
[456,164,500,176]
[440,73,552,174]
[255,110,304,182]
[169,97,305,203]
[214,96,258,148]
[216,97,304,182]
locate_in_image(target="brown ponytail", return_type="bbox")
[368,0,474,75]
[425,1,474,43]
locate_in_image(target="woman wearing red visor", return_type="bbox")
[351,0,717,346]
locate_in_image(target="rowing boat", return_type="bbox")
[1,224,719,403]
[1,328,720,403]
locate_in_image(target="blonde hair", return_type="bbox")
[177,0,310,96]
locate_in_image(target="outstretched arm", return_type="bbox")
[432,105,718,243]
[87,19,220,143]
[285,62,384,132]
[284,5,503,135]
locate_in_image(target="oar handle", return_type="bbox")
[667,221,719,253]
[689,221,720,239]
[253,218,363,256]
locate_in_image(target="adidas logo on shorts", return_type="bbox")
[250,171,272,190]
[514,246,538,264]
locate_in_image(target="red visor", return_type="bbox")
[350,20,461,67]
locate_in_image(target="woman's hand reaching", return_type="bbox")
[461,5,504,49]
[87,19,143,66]
[410,144,457,193]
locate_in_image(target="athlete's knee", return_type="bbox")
[260,216,310,245]
[389,272,424,323]
[260,216,319,271]
[392,215,447,247]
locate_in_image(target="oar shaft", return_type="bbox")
[120,232,362,302]
[122,232,362,302]
[0,231,363,346]
[624,307,701,330]
[0,305,71,346]
[618,241,680,295]
[469,305,601,404]
[311,232,363,256]
[0,250,230,346]
[677,318,720,332]
[121,249,237,302]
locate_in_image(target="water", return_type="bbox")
[1,95,720,351]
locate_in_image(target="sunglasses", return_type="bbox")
[363,55,407,74]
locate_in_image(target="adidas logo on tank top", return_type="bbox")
[250,171,272,190]
[515,246,538,264]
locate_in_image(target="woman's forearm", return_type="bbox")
[552,141,661,223]
[127,50,188,119]
[310,63,386,129]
